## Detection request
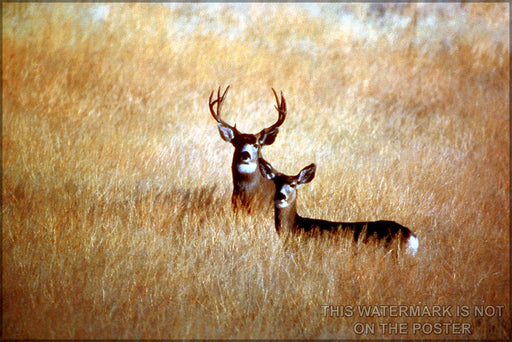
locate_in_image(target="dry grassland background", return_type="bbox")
[2,3,510,339]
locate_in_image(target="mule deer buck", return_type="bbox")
[209,86,287,212]
[258,158,419,256]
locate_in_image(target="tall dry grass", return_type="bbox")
[2,3,509,339]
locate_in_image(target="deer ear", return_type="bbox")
[297,163,316,185]
[258,128,279,146]
[217,123,236,142]
[258,158,276,180]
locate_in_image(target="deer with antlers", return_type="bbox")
[209,86,287,213]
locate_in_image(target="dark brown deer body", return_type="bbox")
[209,86,286,212]
[259,158,418,255]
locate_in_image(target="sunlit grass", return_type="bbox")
[2,3,509,339]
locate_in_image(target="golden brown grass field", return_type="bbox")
[2,3,510,339]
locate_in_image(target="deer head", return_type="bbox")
[258,158,316,209]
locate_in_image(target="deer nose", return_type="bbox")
[276,192,286,201]
[240,151,251,161]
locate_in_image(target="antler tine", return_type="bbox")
[271,88,280,109]
[216,86,226,115]
[209,85,232,128]
[279,90,286,115]
[266,88,287,131]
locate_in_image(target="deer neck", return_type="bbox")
[274,200,298,235]
[232,163,265,191]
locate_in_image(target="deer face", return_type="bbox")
[273,175,299,208]
[232,134,261,174]
[259,158,316,208]
[218,126,279,174]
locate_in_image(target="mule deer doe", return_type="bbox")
[258,158,418,256]
[209,86,287,212]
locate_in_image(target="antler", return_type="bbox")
[260,88,287,134]
[209,85,234,129]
